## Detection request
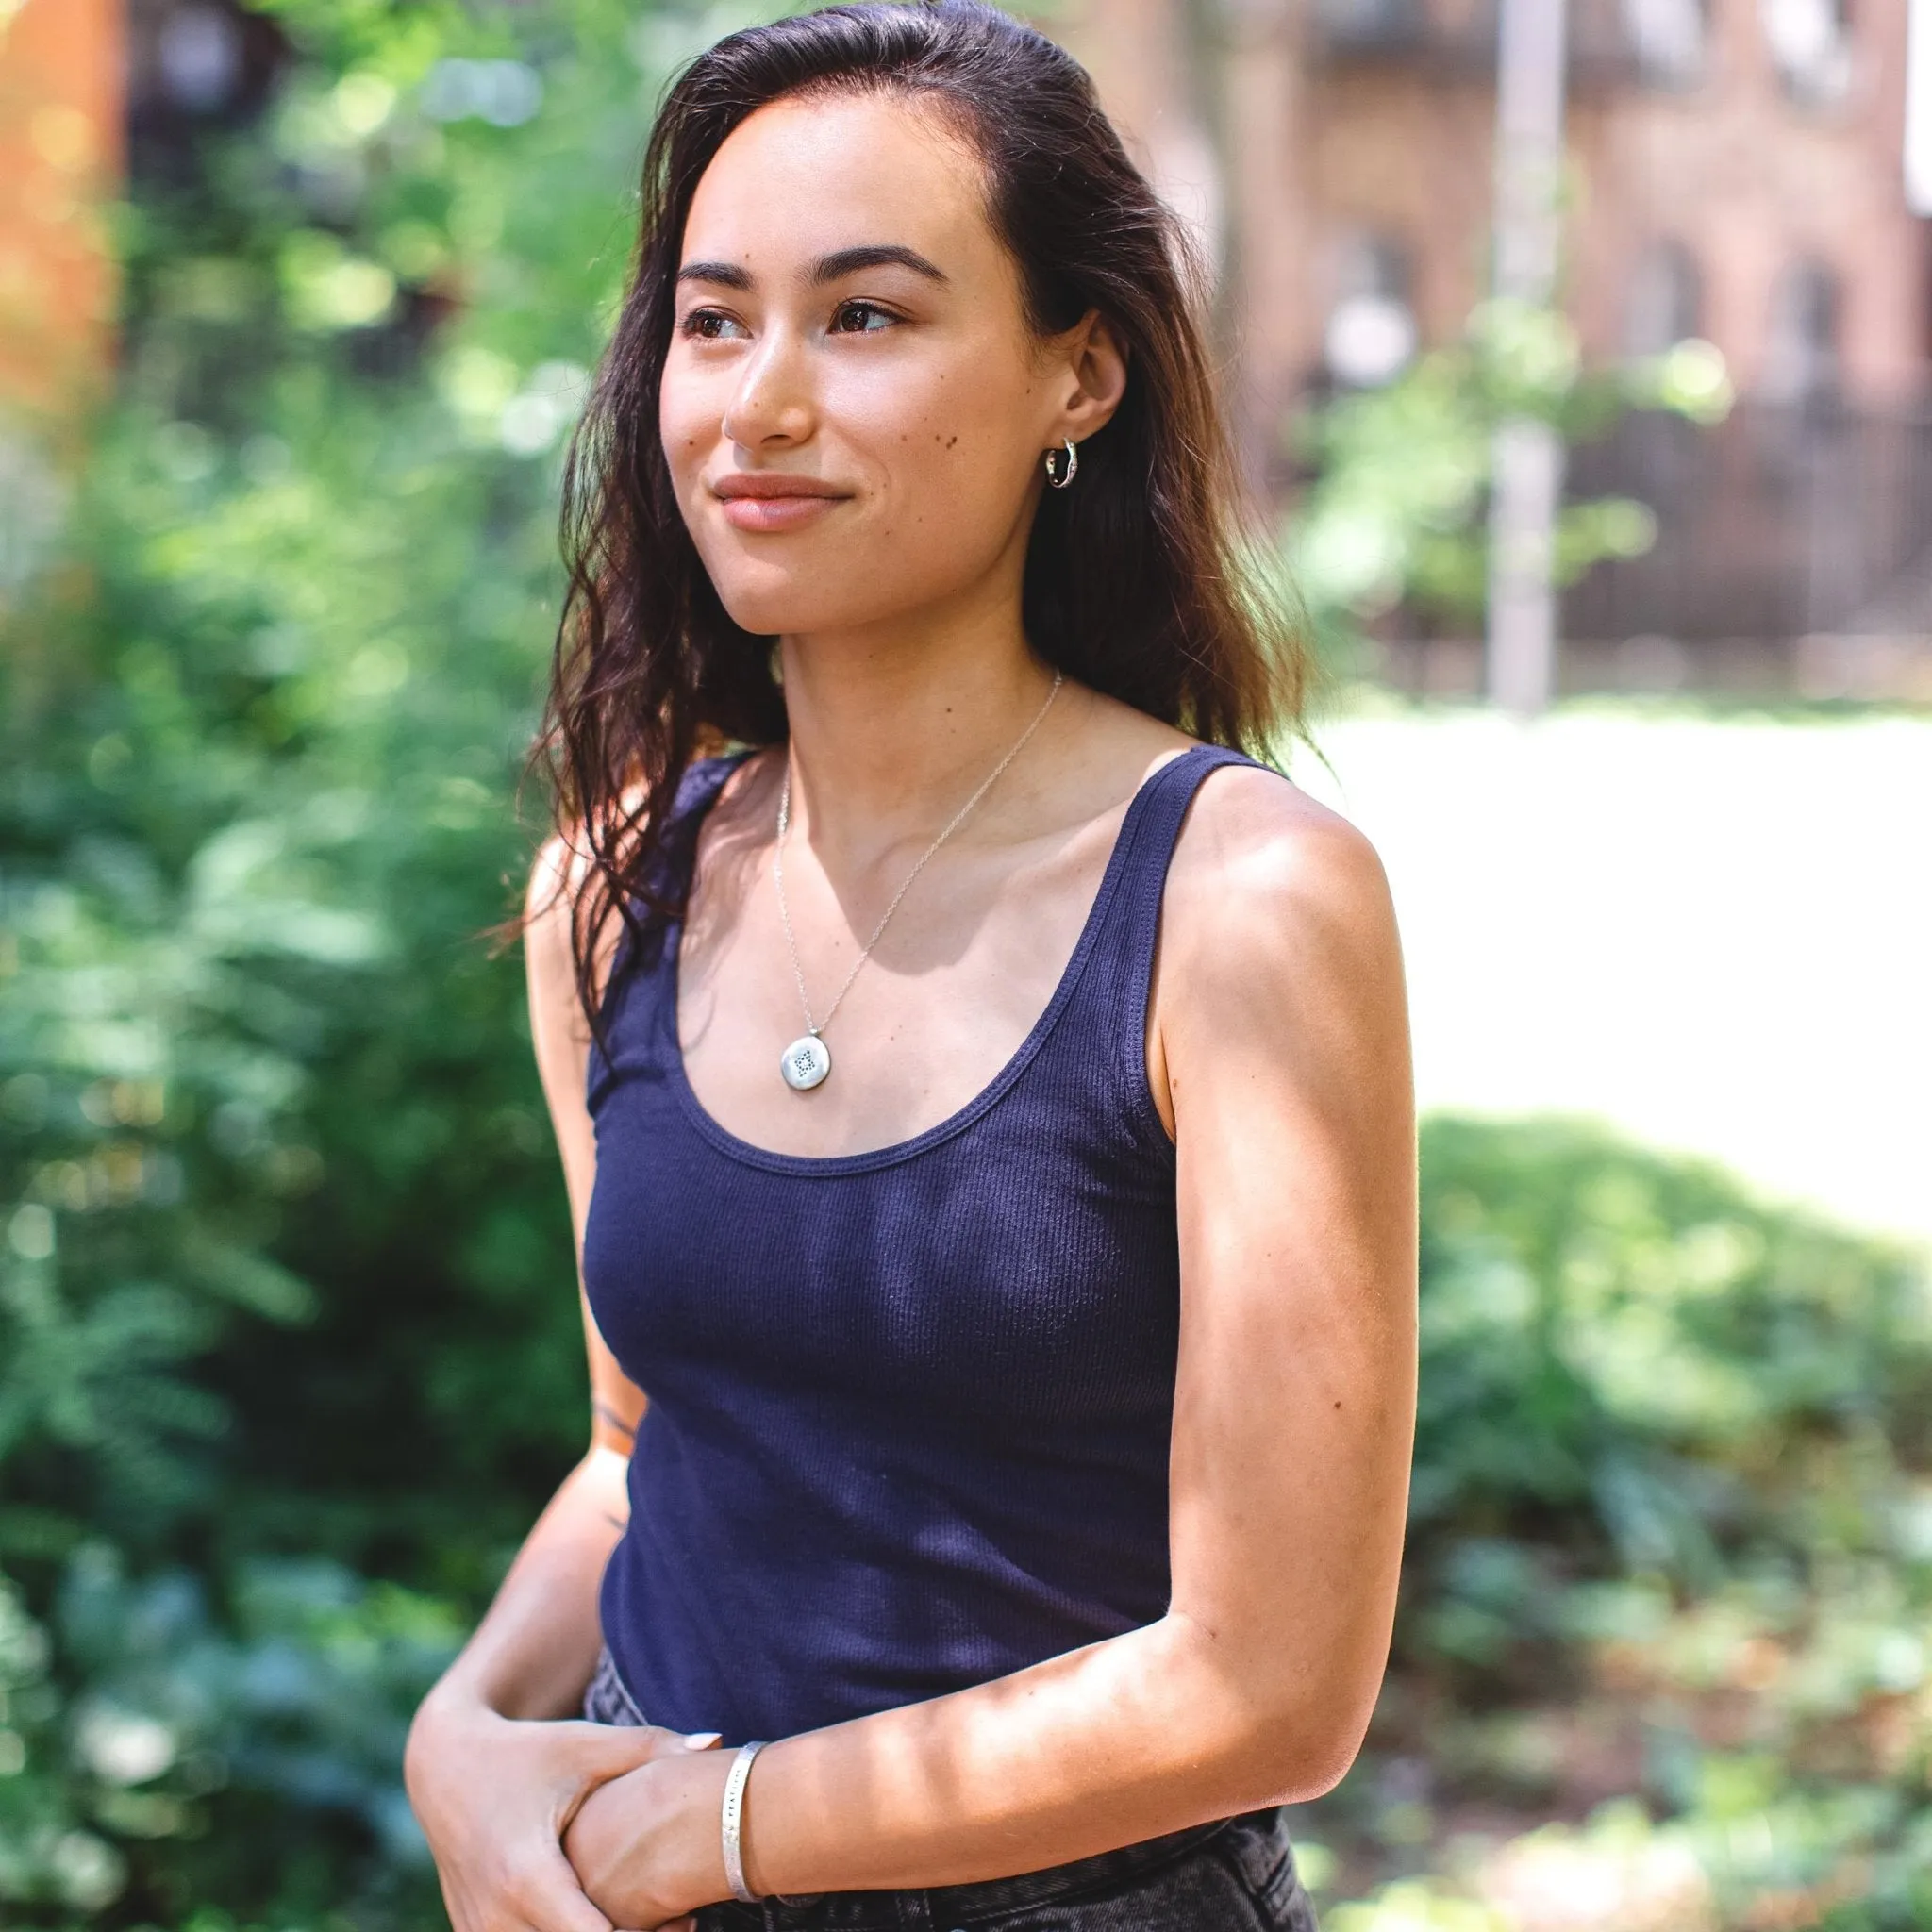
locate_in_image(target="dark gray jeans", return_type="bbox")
[581,1644,1318,1931]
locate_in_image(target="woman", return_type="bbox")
[403,4,1416,1928]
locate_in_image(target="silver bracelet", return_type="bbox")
[720,1740,766,1904]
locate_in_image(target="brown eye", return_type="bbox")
[679,308,746,341]
[831,300,898,335]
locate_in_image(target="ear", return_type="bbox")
[1047,308,1130,445]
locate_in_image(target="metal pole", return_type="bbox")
[1907,0,1932,216]
[1486,0,1569,716]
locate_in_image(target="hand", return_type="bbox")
[405,1683,720,1932]
[564,1745,734,1930]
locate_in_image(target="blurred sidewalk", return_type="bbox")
[1298,708,1932,1246]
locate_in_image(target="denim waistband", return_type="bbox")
[697,1806,1281,1930]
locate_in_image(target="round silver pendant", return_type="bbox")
[779,1033,832,1091]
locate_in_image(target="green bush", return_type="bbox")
[4,4,707,1920]
[1284,308,1733,679]
[0,1551,458,1929]
[1291,1118,1932,1928]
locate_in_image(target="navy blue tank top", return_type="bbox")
[582,742,1256,1743]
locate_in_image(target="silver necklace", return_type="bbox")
[773,669,1064,1092]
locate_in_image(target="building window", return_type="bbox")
[1317,0,1421,45]
[1624,240,1703,358]
[1622,0,1708,88]
[155,3,246,113]
[1760,258,1840,399]
[1759,0,1854,107]
[1325,231,1419,388]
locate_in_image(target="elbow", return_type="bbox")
[1160,1609,1391,1810]
[1219,1672,1383,1809]
[1264,1715,1374,1807]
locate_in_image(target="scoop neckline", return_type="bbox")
[662,743,1206,1177]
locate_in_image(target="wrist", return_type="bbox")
[408,1675,492,1769]
[415,1667,501,1734]
[661,1744,738,1909]
[402,1677,506,1815]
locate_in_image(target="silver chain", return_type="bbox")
[774,668,1064,1042]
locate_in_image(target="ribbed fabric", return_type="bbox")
[582,742,1257,1743]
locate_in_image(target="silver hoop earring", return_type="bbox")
[1043,438,1078,489]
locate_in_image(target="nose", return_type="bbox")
[720,325,815,450]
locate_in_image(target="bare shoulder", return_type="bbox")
[521,769,666,1024]
[1163,759,1399,979]
[1152,756,1409,1138]
[525,827,585,925]
[524,829,591,1020]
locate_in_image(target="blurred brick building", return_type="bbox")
[8,0,1928,691]
[1080,0,1925,424]
[0,0,287,407]
[0,0,123,417]
[1069,0,1932,695]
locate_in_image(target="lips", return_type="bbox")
[712,474,846,500]
[711,472,850,533]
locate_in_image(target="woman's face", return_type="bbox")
[659,88,1123,640]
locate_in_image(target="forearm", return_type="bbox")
[424,1444,630,1723]
[739,1607,1371,1898]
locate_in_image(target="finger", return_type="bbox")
[478,1875,591,1932]
[443,1886,550,1932]
[637,1722,722,1761]
[505,1847,616,1932]
[439,1870,503,1932]
[572,1719,721,1770]
[541,1904,615,1932]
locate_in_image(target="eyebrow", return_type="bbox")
[675,243,950,291]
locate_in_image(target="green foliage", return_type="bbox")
[1411,1117,1932,1594]
[3,2,771,1921]
[0,1549,458,1928]
[1284,305,1734,673]
[3,0,775,1585]
[1291,1119,1932,1929]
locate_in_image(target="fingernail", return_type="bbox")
[684,1730,723,1748]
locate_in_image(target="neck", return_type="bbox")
[774,597,1060,862]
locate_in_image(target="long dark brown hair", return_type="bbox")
[535,0,1307,1033]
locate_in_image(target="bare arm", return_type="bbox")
[414,834,642,1722]
[565,767,1418,1919]
[405,839,703,1932]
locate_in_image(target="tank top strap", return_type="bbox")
[1071,742,1266,1133]
[588,750,756,1106]
[635,749,757,943]
[1105,743,1264,985]
[660,749,756,890]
